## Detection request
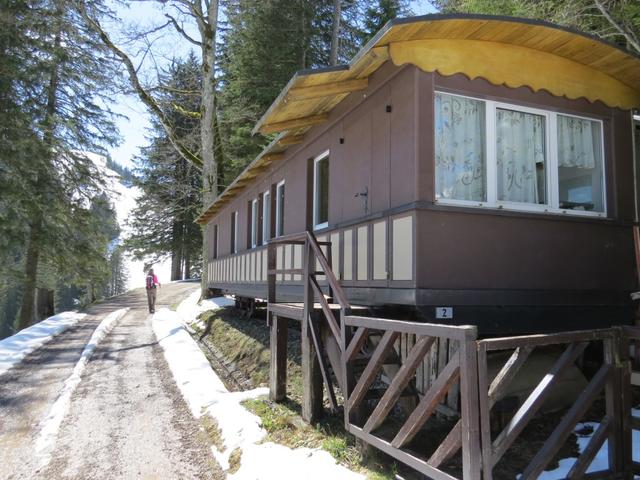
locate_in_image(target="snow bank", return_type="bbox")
[154,294,364,479]
[0,311,87,376]
[35,308,129,468]
[176,288,235,329]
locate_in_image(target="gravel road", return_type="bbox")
[0,282,223,480]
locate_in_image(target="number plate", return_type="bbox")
[436,307,453,319]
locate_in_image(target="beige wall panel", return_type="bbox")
[393,216,413,281]
[357,226,368,281]
[373,220,387,280]
[262,250,267,281]
[343,229,353,280]
[284,244,292,281]
[294,244,302,282]
[331,232,340,276]
[277,246,284,281]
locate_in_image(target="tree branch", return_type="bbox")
[165,13,203,46]
[593,0,640,54]
[77,3,203,169]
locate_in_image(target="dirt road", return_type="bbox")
[0,282,223,480]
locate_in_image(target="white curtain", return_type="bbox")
[496,109,545,204]
[557,115,599,168]
[435,93,486,201]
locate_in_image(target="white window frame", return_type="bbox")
[262,189,271,245]
[313,150,330,230]
[434,91,607,218]
[251,198,259,248]
[275,180,285,237]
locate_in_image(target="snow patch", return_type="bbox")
[154,294,363,479]
[524,418,640,479]
[0,312,87,376]
[35,308,129,468]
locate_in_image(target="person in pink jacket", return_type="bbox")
[145,268,161,313]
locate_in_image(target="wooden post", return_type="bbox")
[269,314,288,401]
[459,327,481,480]
[620,329,633,480]
[604,331,627,477]
[302,238,323,422]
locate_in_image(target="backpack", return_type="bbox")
[146,274,155,289]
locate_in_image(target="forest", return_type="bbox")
[0,0,638,338]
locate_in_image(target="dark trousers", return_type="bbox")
[146,287,157,313]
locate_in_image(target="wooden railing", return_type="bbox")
[477,328,630,480]
[268,231,351,411]
[342,315,481,480]
[622,325,640,477]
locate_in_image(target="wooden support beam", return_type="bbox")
[308,313,338,411]
[364,335,436,433]
[348,330,400,411]
[260,113,329,134]
[520,364,611,479]
[392,356,461,449]
[491,342,589,465]
[302,242,323,423]
[345,327,369,362]
[277,135,305,146]
[269,314,288,402]
[567,416,612,479]
[286,79,368,101]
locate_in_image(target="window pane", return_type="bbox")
[276,183,285,237]
[263,192,270,243]
[497,108,546,204]
[435,93,486,201]
[557,115,604,212]
[315,156,329,225]
[251,200,258,247]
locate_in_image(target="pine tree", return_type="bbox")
[125,55,204,280]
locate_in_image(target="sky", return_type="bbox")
[107,1,437,170]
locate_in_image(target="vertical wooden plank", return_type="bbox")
[619,329,633,479]
[269,314,288,401]
[459,328,481,480]
[604,334,625,476]
[447,340,460,412]
[430,337,440,388]
[477,342,493,480]
[302,240,323,423]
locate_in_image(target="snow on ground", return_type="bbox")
[153,294,364,479]
[0,312,87,376]
[530,412,640,479]
[176,289,235,330]
[35,308,129,468]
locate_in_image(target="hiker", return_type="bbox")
[145,268,160,313]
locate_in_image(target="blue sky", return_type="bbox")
[108,1,437,169]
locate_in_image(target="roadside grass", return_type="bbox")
[201,415,226,452]
[196,307,398,480]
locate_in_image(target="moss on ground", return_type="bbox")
[201,415,226,452]
[195,307,396,479]
[228,447,242,474]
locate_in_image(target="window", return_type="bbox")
[557,114,604,212]
[212,225,218,259]
[251,198,259,248]
[434,92,606,217]
[313,151,329,229]
[231,211,238,254]
[262,189,271,244]
[275,180,285,237]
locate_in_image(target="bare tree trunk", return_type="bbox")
[19,22,61,330]
[171,220,183,281]
[330,0,341,65]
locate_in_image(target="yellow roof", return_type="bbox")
[197,14,640,224]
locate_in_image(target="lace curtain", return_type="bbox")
[435,93,486,201]
[557,115,599,168]
[496,109,546,204]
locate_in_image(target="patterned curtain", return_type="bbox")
[496,109,546,204]
[435,93,486,201]
[557,115,599,168]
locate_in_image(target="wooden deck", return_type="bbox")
[267,302,368,321]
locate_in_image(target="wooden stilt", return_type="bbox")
[269,314,288,402]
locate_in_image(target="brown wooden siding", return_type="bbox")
[204,62,636,328]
